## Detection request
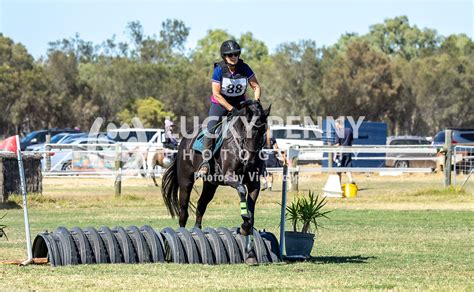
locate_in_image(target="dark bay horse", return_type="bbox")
[161,101,270,264]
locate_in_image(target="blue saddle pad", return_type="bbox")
[192,122,230,155]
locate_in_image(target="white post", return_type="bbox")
[453,146,457,187]
[279,163,288,259]
[15,135,33,262]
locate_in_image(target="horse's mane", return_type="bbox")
[240,101,267,124]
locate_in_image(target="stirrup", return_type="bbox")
[197,162,210,176]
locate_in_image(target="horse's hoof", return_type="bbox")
[245,256,258,266]
[240,229,249,236]
[239,224,251,236]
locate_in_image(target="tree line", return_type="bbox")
[0,16,472,137]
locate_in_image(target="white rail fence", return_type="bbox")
[20,142,474,194]
[25,143,175,177]
[453,145,474,187]
[30,144,440,177]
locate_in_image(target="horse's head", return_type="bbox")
[231,100,271,163]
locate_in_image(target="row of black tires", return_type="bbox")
[32,226,281,267]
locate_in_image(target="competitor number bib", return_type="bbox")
[221,77,248,97]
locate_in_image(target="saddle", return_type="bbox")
[192,100,256,155]
[192,121,231,156]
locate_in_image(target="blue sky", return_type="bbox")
[0,0,472,59]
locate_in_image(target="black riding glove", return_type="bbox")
[228,107,239,118]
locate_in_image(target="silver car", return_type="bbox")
[386,136,436,169]
[46,137,116,171]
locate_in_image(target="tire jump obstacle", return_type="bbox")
[32,226,281,267]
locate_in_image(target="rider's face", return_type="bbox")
[225,53,239,66]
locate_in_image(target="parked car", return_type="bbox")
[47,137,116,171]
[432,129,474,173]
[386,136,436,169]
[57,133,89,144]
[432,128,474,146]
[25,132,83,151]
[20,128,81,150]
[271,125,324,163]
[106,128,165,146]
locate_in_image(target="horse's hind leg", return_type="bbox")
[151,172,158,187]
[194,181,218,229]
[178,177,195,227]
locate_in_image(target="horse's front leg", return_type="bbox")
[224,170,260,265]
[223,170,249,231]
[242,176,260,265]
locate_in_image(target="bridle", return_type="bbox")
[229,112,267,166]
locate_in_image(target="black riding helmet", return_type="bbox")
[220,40,241,59]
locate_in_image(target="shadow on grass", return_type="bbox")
[308,255,375,264]
[0,201,21,210]
[356,187,369,191]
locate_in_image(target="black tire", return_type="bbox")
[55,227,79,265]
[231,227,246,261]
[216,227,242,264]
[204,227,228,264]
[32,233,58,267]
[177,227,200,264]
[140,225,165,263]
[126,225,151,263]
[98,226,122,263]
[70,227,94,264]
[161,227,186,263]
[252,228,268,264]
[84,227,108,264]
[395,160,409,168]
[233,227,267,264]
[191,227,214,265]
[260,231,281,262]
[61,161,72,171]
[48,233,63,267]
[113,226,137,264]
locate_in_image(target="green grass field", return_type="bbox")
[0,174,473,289]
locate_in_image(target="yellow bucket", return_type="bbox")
[342,183,358,198]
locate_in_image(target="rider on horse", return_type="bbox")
[197,39,262,176]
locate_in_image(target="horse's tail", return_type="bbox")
[161,156,179,217]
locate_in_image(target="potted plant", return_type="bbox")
[285,190,331,257]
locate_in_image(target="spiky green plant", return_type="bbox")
[286,190,331,233]
[0,213,7,240]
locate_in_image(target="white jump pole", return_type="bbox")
[15,135,33,264]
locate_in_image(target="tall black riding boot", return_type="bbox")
[198,136,213,176]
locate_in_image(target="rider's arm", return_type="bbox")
[248,76,261,101]
[212,82,235,111]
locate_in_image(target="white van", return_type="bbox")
[270,125,324,162]
[107,128,167,173]
[107,128,165,146]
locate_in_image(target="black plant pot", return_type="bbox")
[285,231,315,257]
